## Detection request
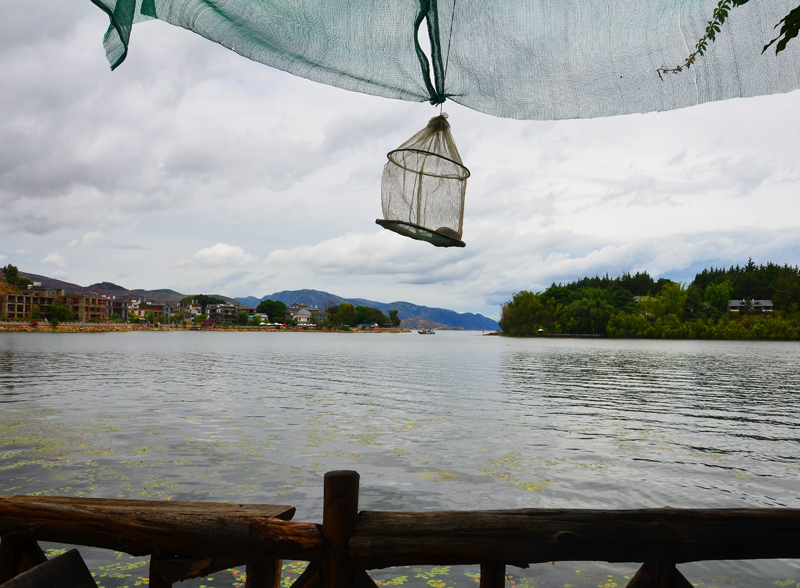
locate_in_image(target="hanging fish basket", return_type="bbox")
[376,114,470,248]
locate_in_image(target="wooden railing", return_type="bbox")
[2,470,799,588]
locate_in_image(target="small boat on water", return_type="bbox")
[418,328,435,334]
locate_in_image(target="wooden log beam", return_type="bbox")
[0,496,322,562]
[349,508,800,569]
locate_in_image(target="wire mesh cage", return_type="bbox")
[376,114,470,247]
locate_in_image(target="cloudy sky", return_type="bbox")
[2,2,799,319]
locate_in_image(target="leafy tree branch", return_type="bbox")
[658,0,800,78]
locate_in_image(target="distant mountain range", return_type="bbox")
[236,289,499,330]
[19,273,499,330]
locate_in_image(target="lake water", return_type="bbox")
[1,331,799,588]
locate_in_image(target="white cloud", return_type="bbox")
[68,231,104,249]
[40,252,67,276]
[192,243,259,267]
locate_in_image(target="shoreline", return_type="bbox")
[0,323,413,333]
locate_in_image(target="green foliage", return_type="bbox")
[256,299,287,322]
[48,302,76,323]
[327,302,356,327]
[1,264,33,289]
[179,294,224,312]
[659,281,688,319]
[763,4,800,54]
[607,312,651,338]
[2,264,19,285]
[657,0,752,76]
[693,262,800,313]
[501,262,800,340]
[236,310,250,326]
[499,290,563,336]
[354,305,389,326]
[389,308,401,327]
[659,1,800,77]
[325,303,388,327]
[560,288,616,335]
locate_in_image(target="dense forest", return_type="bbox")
[499,260,800,340]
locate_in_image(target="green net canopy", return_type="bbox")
[93,0,800,120]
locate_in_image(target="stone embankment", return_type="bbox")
[0,323,149,332]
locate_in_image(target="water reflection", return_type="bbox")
[1,332,799,587]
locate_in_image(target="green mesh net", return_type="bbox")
[92,0,800,120]
[377,114,469,248]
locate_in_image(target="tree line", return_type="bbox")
[255,299,402,329]
[499,261,800,340]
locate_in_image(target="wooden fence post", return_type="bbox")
[148,551,173,588]
[480,562,506,588]
[626,561,693,588]
[246,559,282,588]
[0,532,47,583]
[320,471,360,588]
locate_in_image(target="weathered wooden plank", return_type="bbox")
[320,471,360,588]
[0,496,321,561]
[349,508,800,568]
[0,496,295,520]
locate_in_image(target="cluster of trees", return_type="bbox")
[499,261,800,340]
[255,298,402,329]
[179,294,224,312]
[254,298,401,329]
[1,264,33,290]
[326,302,395,328]
[255,299,287,322]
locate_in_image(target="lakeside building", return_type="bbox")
[2,286,319,326]
[206,303,239,324]
[60,293,110,322]
[0,285,112,322]
[129,301,172,322]
[285,303,327,324]
[0,286,66,321]
[727,299,774,313]
[0,285,168,323]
